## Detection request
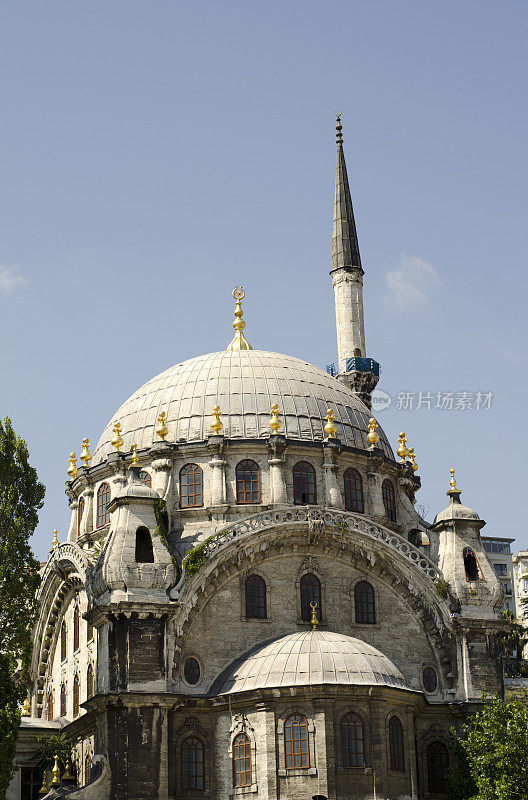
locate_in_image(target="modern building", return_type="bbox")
[481,537,516,615]
[10,118,508,800]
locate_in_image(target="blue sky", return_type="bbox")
[1,1,526,559]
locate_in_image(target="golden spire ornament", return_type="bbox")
[131,443,139,465]
[80,438,92,467]
[111,422,124,452]
[21,691,30,716]
[51,529,59,549]
[67,452,78,481]
[227,287,253,351]
[396,432,409,463]
[269,404,283,435]
[324,409,337,439]
[38,772,49,796]
[156,411,168,440]
[310,601,319,630]
[407,446,418,472]
[210,406,223,436]
[62,758,74,781]
[367,417,379,450]
[51,755,61,786]
[447,467,460,495]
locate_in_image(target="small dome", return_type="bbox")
[433,493,481,524]
[94,350,393,462]
[211,630,409,695]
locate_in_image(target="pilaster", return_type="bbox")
[322,439,344,509]
[267,435,288,505]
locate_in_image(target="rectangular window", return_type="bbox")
[494,563,508,575]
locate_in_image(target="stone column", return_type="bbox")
[366,453,386,518]
[207,436,227,507]
[405,706,419,800]
[79,484,94,538]
[322,440,344,509]
[255,703,278,798]
[368,696,388,798]
[150,442,173,498]
[267,435,288,505]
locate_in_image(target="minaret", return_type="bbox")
[330,115,379,408]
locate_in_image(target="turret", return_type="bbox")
[431,469,502,618]
[330,115,379,408]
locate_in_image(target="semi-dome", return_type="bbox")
[211,629,409,695]
[94,349,393,462]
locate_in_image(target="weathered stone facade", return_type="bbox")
[10,122,506,800]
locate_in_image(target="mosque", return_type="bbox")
[11,118,506,800]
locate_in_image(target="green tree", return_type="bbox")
[0,418,45,800]
[34,733,73,772]
[450,693,528,800]
[500,609,528,677]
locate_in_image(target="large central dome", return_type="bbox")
[94,349,392,462]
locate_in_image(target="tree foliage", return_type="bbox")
[450,693,528,800]
[34,733,72,771]
[0,418,45,800]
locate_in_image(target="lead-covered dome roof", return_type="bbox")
[211,630,409,695]
[94,350,393,462]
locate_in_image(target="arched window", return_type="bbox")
[77,496,85,537]
[344,468,364,513]
[426,742,449,794]
[96,482,111,527]
[245,575,267,618]
[87,664,94,699]
[355,580,376,624]
[180,464,203,508]
[73,606,80,652]
[236,460,261,504]
[300,573,321,622]
[135,526,154,563]
[232,732,252,788]
[293,461,316,505]
[60,621,67,662]
[341,712,365,768]
[284,714,309,768]
[73,674,79,717]
[139,470,151,487]
[84,755,92,785]
[47,691,53,722]
[463,548,481,582]
[87,620,93,642]
[388,717,405,772]
[60,684,66,717]
[181,736,204,790]
[382,479,396,522]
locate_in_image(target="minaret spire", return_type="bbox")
[330,115,379,408]
[332,114,362,273]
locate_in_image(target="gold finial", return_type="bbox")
[396,432,409,463]
[227,287,253,351]
[407,446,418,473]
[210,406,223,436]
[310,601,319,630]
[367,417,380,450]
[131,443,139,465]
[111,422,124,452]
[38,771,49,795]
[21,691,30,716]
[269,404,283,435]
[156,411,168,440]
[447,467,460,495]
[62,757,74,781]
[67,452,78,481]
[51,755,61,786]
[51,529,59,549]
[80,437,92,468]
[335,112,343,145]
[324,409,337,439]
